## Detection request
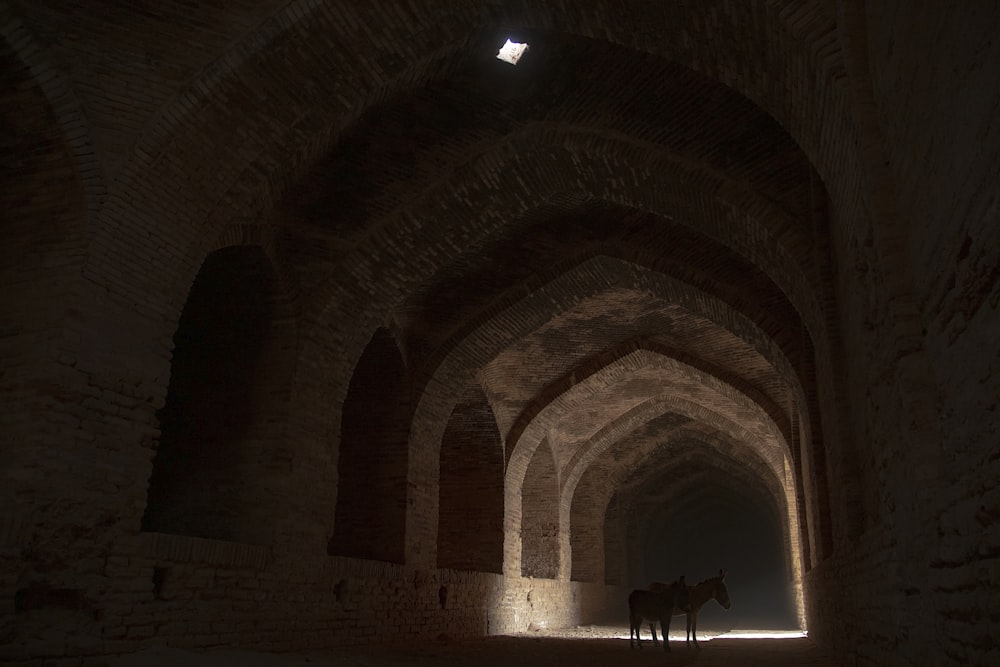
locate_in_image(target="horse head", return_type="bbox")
[715,569,732,609]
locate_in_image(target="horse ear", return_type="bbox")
[719,569,726,579]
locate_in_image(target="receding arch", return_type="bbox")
[401,256,822,576]
[329,327,410,563]
[561,404,791,582]
[508,348,790,492]
[603,435,794,587]
[527,360,782,585]
[565,413,802,620]
[303,171,835,531]
[437,385,504,573]
[551,370,802,573]
[507,336,793,467]
[505,346,795,585]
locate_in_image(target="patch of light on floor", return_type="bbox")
[573,626,697,641]
[705,630,807,640]
[547,625,806,642]
[496,39,529,65]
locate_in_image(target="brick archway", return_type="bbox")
[143,245,296,546]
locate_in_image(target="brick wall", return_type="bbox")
[5,527,626,661]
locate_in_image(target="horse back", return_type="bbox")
[650,580,698,615]
[628,589,673,619]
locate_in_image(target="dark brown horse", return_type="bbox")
[628,577,691,652]
[650,569,731,647]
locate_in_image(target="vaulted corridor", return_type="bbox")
[2,2,998,666]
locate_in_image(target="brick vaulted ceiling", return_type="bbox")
[6,0,843,568]
[274,27,826,552]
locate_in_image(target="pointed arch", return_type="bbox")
[520,439,561,579]
[437,385,504,573]
[329,328,410,563]
[142,245,287,544]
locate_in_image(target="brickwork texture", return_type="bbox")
[1,1,998,665]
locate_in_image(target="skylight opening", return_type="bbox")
[496,38,529,65]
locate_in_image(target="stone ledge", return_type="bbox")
[138,531,270,569]
[327,555,406,580]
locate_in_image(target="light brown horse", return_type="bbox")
[650,569,731,647]
[628,577,691,652]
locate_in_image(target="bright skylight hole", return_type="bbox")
[497,39,529,65]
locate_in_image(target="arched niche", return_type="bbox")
[329,327,410,563]
[520,438,561,579]
[437,385,504,573]
[142,245,286,545]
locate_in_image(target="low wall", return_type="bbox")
[3,530,627,662]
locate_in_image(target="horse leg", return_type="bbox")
[691,612,699,648]
[630,614,641,650]
[661,615,672,652]
[649,621,659,645]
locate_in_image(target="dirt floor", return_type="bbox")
[113,624,838,666]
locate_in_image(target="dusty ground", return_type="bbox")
[113,624,837,666]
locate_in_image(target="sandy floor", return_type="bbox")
[112,625,837,666]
